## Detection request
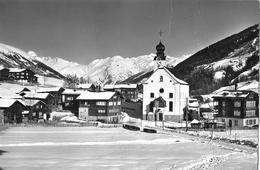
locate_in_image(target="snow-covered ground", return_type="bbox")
[0,127,257,170]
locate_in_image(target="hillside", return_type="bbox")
[123,24,259,95]
[0,43,65,80]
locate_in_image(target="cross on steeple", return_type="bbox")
[159,30,163,40]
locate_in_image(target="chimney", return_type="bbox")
[235,83,238,91]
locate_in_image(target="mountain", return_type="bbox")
[123,24,259,95]
[0,43,65,80]
[33,53,190,84]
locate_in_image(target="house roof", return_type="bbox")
[104,84,137,89]
[19,99,45,106]
[77,91,116,100]
[77,84,94,89]
[62,89,86,95]
[0,99,24,108]
[36,87,64,93]
[9,68,26,73]
[212,90,252,98]
[0,90,23,99]
[23,92,51,99]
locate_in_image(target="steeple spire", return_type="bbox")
[154,30,166,61]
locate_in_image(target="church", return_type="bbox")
[142,41,189,122]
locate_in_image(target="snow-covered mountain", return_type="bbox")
[123,24,259,95]
[0,43,65,80]
[32,53,190,84]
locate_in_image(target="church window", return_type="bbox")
[160,76,163,82]
[169,101,173,112]
[150,93,154,98]
[159,88,164,93]
[169,93,173,98]
[149,102,154,112]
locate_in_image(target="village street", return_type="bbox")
[0,126,257,170]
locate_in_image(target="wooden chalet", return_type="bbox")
[0,68,10,81]
[213,90,259,128]
[0,99,26,124]
[36,87,64,111]
[22,92,54,113]
[103,84,138,101]
[77,91,122,123]
[9,68,37,83]
[61,88,86,116]
[20,99,48,122]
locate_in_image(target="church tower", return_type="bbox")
[154,31,166,68]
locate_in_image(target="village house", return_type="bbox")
[0,99,26,124]
[36,87,64,111]
[0,68,10,81]
[9,68,38,83]
[142,41,189,122]
[20,99,48,122]
[76,83,95,91]
[61,88,86,116]
[104,84,139,101]
[213,90,259,128]
[77,91,122,123]
[22,92,54,113]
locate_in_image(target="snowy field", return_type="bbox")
[0,127,257,170]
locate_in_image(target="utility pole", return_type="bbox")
[185,97,189,132]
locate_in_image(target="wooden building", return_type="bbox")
[61,88,86,116]
[22,92,54,113]
[0,99,25,124]
[77,91,122,123]
[76,83,95,91]
[36,87,64,111]
[0,68,10,81]
[104,84,138,101]
[9,68,37,83]
[21,99,48,122]
[121,100,142,119]
[213,90,259,128]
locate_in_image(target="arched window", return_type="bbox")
[159,76,163,82]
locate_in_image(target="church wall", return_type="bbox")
[142,68,189,122]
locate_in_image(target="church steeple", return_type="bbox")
[154,30,166,61]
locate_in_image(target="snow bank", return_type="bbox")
[49,111,73,121]
[60,116,86,123]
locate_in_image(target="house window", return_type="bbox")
[234,110,241,116]
[234,101,241,107]
[109,102,113,106]
[117,101,121,105]
[96,101,106,106]
[169,101,173,112]
[234,120,238,126]
[169,93,173,98]
[222,101,226,107]
[159,76,163,82]
[222,109,226,117]
[246,101,256,108]
[246,110,256,117]
[150,93,154,98]
[98,109,106,113]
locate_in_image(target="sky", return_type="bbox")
[0,0,258,64]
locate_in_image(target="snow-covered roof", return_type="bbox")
[0,99,23,108]
[62,89,86,95]
[213,91,251,98]
[19,99,44,106]
[77,91,116,100]
[104,84,137,89]
[36,87,63,93]
[77,84,94,89]
[103,84,115,90]
[114,84,137,89]
[0,90,23,99]
[23,92,51,99]
[9,68,26,73]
